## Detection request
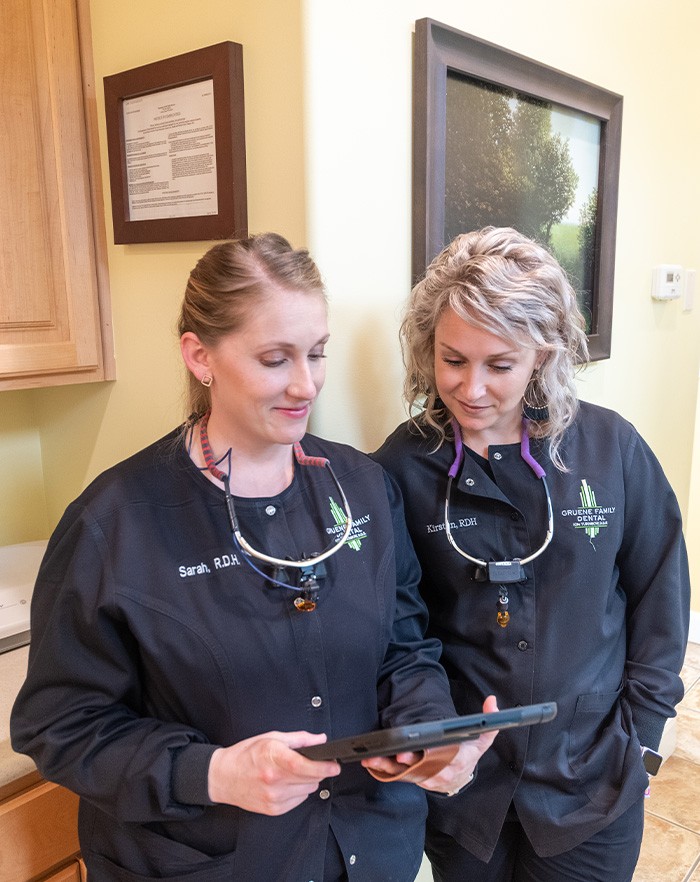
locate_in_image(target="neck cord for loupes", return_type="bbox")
[199,412,353,610]
[444,418,554,626]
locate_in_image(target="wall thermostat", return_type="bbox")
[651,264,683,300]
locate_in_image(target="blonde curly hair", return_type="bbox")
[402,227,589,471]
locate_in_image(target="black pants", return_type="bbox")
[425,798,645,882]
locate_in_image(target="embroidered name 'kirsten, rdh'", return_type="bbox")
[426,518,478,534]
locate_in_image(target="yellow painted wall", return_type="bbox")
[688,370,700,624]
[303,1,700,621]
[0,393,49,541]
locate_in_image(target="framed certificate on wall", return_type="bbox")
[104,42,247,244]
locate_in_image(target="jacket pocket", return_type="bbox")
[87,852,236,882]
[568,688,632,808]
[85,819,237,880]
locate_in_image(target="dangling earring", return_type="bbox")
[201,374,213,388]
[522,374,548,420]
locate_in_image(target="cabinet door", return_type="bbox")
[0,0,114,390]
[0,780,80,882]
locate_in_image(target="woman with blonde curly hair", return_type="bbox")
[373,226,689,881]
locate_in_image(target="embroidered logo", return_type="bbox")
[328,496,368,551]
[561,479,615,550]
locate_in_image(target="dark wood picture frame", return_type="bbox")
[413,19,623,361]
[104,42,247,244]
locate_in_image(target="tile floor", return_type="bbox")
[633,641,700,882]
[415,641,700,882]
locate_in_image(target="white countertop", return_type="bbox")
[0,645,37,787]
[0,540,46,790]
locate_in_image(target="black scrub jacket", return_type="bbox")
[372,401,690,862]
[11,430,457,881]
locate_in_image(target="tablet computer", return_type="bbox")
[296,701,557,763]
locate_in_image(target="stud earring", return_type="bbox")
[201,374,213,387]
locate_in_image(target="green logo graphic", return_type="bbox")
[578,479,600,538]
[329,496,365,551]
[574,479,609,545]
[561,480,615,550]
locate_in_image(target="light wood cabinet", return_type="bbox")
[0,0,114,391]
[0,773,80,882]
